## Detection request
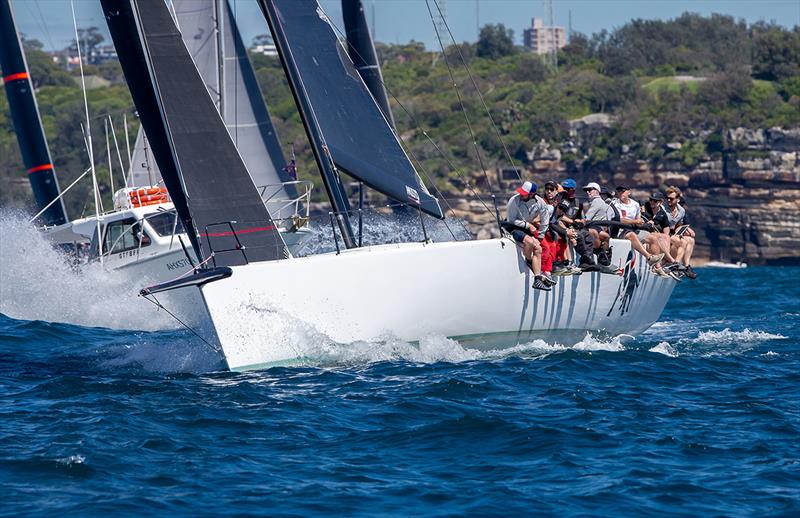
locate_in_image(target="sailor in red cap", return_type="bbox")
[505,181,553,291]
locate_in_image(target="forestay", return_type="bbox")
[102,0,287,266]
[261,0,443,219]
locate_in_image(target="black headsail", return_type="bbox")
[342,0,395,129]
[0,0,67,226]
[101,0,287,267]
[257,0,443,222]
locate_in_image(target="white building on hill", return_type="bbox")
[523,17,566,55]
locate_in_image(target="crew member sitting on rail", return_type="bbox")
[505,181,552,291]
[538,181,561,283]
[551,200,582,275]
[642,191,685,280]
[574,182,613,268]
[664,186,698,280]
[609,185,665,268]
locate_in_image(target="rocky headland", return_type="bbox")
[442,125,800,265]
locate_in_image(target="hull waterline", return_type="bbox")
[200,237,676,371]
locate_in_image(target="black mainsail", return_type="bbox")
[342,0,395,129]
[0,0,67,226]
[257,0,443,220]
[101,0,287,266]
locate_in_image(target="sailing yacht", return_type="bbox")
[105,0,676,371]
[1,0,311,325]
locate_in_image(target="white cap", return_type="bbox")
[583,182,601,191]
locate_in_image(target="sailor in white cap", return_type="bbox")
[574,181,613,268]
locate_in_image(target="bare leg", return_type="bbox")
[530,238,542,276]
[656,234,677,263]
[522,236,543,276]
[670,235,685,263]
[589,228,601,249]
[626,232,651,259]
[683,236,695,265]
[645,234,662,256]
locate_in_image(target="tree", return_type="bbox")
[72,27,105,58]
[20,34,44,51]
[751,23,800,81]
[476,24,516,60]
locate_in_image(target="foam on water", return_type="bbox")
[0,211,177,331]
[694,328,787,344]
[650,341,679,357]
[93,304,639,374]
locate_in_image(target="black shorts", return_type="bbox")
[512,230,528,244]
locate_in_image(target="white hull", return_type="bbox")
[201,237,676,371]
[110,227,315,329]
[41,210,313,330]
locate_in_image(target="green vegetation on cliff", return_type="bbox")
[1,13,798,216]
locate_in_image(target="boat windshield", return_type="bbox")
[146,210,186,237]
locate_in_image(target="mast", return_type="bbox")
[258,0,357,248]
[0,0,68,226]
[342,0,395,129]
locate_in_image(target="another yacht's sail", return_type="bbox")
[102,0,287,266]
[258,0,443,219]
[342,0,395,129]
[127,125,159,187]
[173,0,294,197]
[0,0,68,226]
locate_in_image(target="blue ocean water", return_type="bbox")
[1,267,798,516]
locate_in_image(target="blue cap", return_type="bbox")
[561,178,577,189]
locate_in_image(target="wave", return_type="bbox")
[649,341,679,357]
[694,328,787,345]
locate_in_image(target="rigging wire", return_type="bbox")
[429,0,522,180]
[23,1,55,52]
[140,294,221,355]
[424,0,494,191]
[318,6,492,238]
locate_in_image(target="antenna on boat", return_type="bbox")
[142,131,155,186]
[71,0,103,264]
[123,112,132,179]
[108,115,129,189]
[104,118,115,196]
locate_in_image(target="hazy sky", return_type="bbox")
[12,0,800,51]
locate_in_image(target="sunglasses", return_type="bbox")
[545,186,556,191]
[667,196,678,201]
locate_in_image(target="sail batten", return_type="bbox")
[102,0,287,267]
[260,0,443,219]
